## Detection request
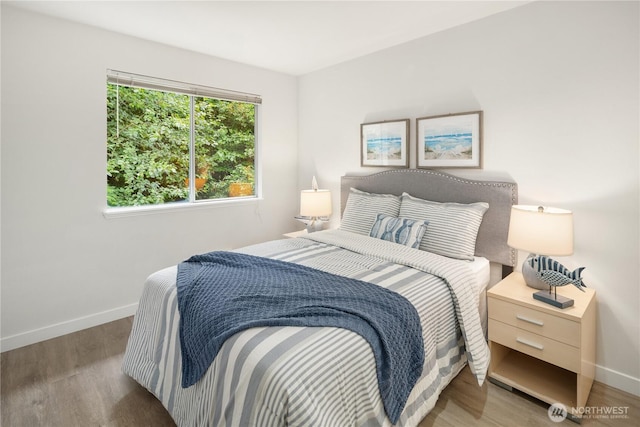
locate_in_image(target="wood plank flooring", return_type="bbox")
[2,317,638,426]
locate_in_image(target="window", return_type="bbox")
[106,70,261,208]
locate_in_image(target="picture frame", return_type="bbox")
[416,111,483,169]
[360,119,409,167]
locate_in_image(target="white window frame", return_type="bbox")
[103,70,262,218]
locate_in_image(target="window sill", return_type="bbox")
[103,196,261,219]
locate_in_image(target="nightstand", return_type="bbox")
[283,229,308,238]
[487,272,596,420]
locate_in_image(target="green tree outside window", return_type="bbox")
[107,83,256,207]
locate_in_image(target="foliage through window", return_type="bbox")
[107,71,260,208]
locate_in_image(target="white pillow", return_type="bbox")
[340,188,401,235]
[399,192,488,260]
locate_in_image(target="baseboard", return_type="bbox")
[0,303,139,353]
[595,364,640,397]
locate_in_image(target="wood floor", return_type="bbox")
[2,317,638,426]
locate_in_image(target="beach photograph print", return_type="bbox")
[417,111,482,168]
[360,119,409,167]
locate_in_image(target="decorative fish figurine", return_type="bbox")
[528,255,587,292]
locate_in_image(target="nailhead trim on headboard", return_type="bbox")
[340,169,518,267]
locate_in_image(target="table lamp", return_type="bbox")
[507,205,576,307]
[298,177,332,233]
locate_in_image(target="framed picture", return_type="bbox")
[360,119,409,167]
[416,111,483,169]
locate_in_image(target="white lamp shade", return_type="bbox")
[507,205,574,256]
[300,189,332,217]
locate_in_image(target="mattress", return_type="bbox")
[469,256,491,295]
[468,256,490,336]
[122,230,489,426]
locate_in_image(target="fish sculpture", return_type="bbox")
[528,255,587,292]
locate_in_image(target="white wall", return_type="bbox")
[1,6,299,349]
[299,1,639,395]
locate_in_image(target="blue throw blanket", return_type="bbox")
[176,251,424,423]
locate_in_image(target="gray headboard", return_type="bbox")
[340,169,518,267]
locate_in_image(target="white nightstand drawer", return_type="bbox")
[489,297,580,347]
[489,319,580,373]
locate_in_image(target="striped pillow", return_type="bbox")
[399,192,489,260]
[340,188,401,235]
[369,214,429,248]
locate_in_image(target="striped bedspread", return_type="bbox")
[176,251,424,423]
[122,229,489,426]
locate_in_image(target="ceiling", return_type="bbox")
[8,1,531,75]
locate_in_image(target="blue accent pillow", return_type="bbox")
[369,214,429,249]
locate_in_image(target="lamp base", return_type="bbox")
[305,218,325,233]
[295,216,326,233]
[533,290,574,309]
[522,254,550,290]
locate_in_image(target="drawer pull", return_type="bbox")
[516,315,544,326]
[516,337,544,350]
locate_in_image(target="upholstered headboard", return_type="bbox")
[340,169,518,268]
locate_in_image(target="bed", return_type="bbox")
[122,169,518,426]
